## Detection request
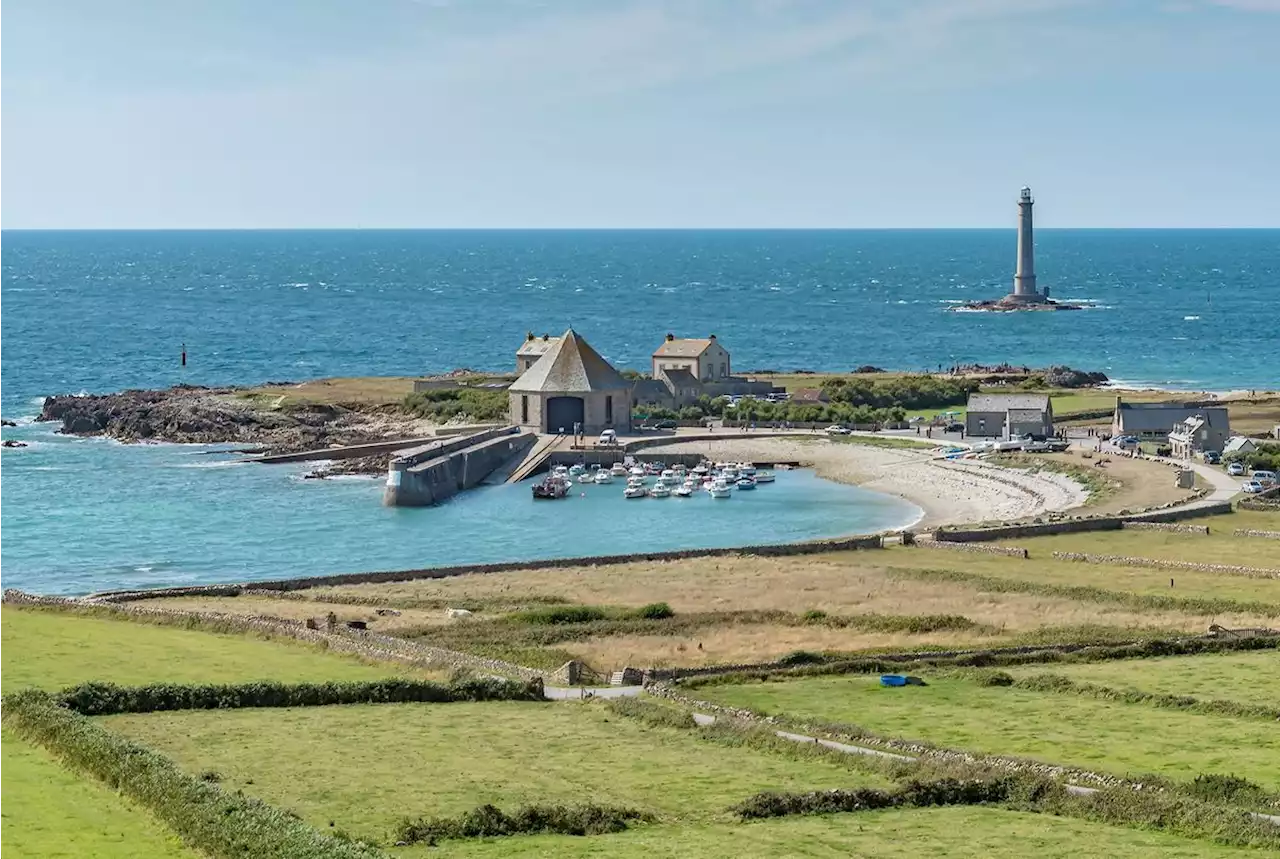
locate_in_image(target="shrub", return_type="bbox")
[403,388,509,423]
[801,609,828,622]
[605,696,697,729]
[732,775,1045,819]
[1186,774,1271,808]
[778,650,825,666]
[510,606,609,625]
[396,804,650,844]
[52,677,544,716]
[2,691,383,859]
[631,602,675,620]
[973,670,1015,687]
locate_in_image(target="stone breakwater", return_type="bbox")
[1052,553,1280,579]
[644,683,1135,791]
[1235,529,1280,540]
[2,589,545,683]
[1120,521,1210,535]
[917,541,1030,558]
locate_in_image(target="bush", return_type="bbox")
[732,775,1045,819]
[778,650,826,666]
[52,677,544,716]
[396,803,650,844]
[3,690,383,859]
[605,697,697,729]
[974,670,1015,687]
[802,609,828,622]
[510,606,609,625]
[631,602,675,620]
[1185,774,1271,807]
[403,388,509,423]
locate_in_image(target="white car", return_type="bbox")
[1241,481,1266,494]
[1251,470,1277,486]
[598,430,618,446]
[825,425,850,435]
[1226,462,1246,476]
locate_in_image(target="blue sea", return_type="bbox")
[3,229,1277,595]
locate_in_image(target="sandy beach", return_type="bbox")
[643,435,1089,528]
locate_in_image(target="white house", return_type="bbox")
[651,334,731,383]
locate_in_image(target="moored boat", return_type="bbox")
[708,478,733,499]
[594,470,614,484]
[624,484,647,499]
[650,480,672,498]
[532,475,571,499]
[674,483,693,497]
[611,462,628,476]
[736,476,757,490]
[753,470,775,483]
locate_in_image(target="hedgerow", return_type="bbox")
[52,677,545,716]
[2,690,385,859]
[1006,673,1280,721]
[732,775,1052,819]
[395,803,651,845]
[606,696,697,729]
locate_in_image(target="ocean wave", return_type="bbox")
[173,460,246,469]
[1184,315,1201,321]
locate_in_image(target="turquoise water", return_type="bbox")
[2,229,1276,595]
[0,422,920,595]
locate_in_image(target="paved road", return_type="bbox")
[542,685,645,700]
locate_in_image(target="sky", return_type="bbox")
[2,0,1279,229]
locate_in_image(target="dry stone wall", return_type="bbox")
[1051,553,1280,579]
[1121,521,1210,534]
[2,590,546,683]
[917,542,1029,558]
[1235,529,1280,540]
[934,500,1233,543]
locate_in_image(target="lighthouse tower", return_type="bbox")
[1009,187,1045,303]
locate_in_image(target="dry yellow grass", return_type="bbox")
[234,377,420,407]
[130,596,462,634]
[304,554,1274,636]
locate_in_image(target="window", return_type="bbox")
[521,396,529,424]
[605,395,613,425]
[719,363,726,377]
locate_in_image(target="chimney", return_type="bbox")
[666,333,675,341]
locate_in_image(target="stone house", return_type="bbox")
[1169,415,1213,460]
[516,333,560,373]
[964,393,1054,439]
[1223,436,1257,456]
[1112,398,1229,444]
[508,328,632,435]
[652,334,731,383]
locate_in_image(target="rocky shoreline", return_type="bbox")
[35,384,431,476]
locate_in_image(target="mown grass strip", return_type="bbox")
[2,690,386,859]
[51,677,544,716]
[883,566,1280,618]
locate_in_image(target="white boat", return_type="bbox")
[720,467,739,481]
[569,463,586,476]
[650,480,672,498]
[611,462,628,476]
[659,469,676,482]
[691,464,709,476]
[738,463,756,476]
[736,477,757,490]
[708,479,733,499]
[624,485,647,499]
[754,470,775,483]
[629,466,646,477]
[594,470,614,484]
[674,484,694,497]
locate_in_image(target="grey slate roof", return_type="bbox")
[1116,402,1229,432]
[1224,436,1256,453]
[509,329,631,394]
[660,368,702,389]
[967,393,1051,412]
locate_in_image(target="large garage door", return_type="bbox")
[546,396,585,433]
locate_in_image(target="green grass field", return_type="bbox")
[1,606,434,691]
[1005,649,1280,706]
[1,729,199,859]
[103,701,892,843]
[698,675,1280,788]
[993,523,1280,570]
[424,806,1260,859]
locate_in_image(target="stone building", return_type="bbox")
[1112,398,1229,444]
[516,333,561,373]
[652,334,732,382]
[508,328,632,435]
[964,393,1054,439]
[1169,415,1217,460]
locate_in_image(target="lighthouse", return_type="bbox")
[1009,186,1046,302]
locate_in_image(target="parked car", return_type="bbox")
[1202,451,1221,464]
[1046,440,1070,452]
[1227,462,1247,476]
[598,429,618,446]
[639,419,677,431]
[944,422,964,433]
[1251,469,1278,486]
[825,425,850,435]
[1241,481,1266,494]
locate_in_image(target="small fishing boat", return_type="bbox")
[624,484,647,499]
[720,466,738,481]
[611,462,628,476]
[650,480,672,498]
[643,462,662,476]
[568,463,586,476]
[691,463,709,476]
[659,469,676,483]
[674,483,694,497]
[708,478,733,499]
[738,463,756,476]
[594,470,614,484]
[753,470,775,483]
[629,465,645,477]
[532,475,571,499]
[736,476,757,490]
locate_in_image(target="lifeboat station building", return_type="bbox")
[508,329,633,435]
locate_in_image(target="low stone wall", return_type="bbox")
[3,590,546,682]
[1052,552,1280,579]
[81,533,886,602]
[1235,529,1280,540]
[644,682,1132,790]
[934,500,1233,543]
[1120,521,1210,535]
[916,541,1029,558]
